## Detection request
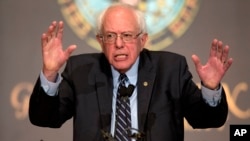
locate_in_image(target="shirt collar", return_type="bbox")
[111,57,139,87]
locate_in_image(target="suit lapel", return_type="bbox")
[137,50,156,132]
[95,56,113,132]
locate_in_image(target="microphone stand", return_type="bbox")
[127,127,146,141]
[101,130,116,141]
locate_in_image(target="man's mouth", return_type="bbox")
[115,54,128,61]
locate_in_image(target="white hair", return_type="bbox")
[95,2,147,34]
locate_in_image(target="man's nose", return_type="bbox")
[115,35,124,48]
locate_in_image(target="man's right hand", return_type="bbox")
[41,21,77,82]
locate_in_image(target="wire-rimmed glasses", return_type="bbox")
[98,32,142,43]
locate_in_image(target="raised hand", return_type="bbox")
[41,21,77,82]
[191,39,233,89]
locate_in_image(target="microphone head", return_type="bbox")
[118,86,127,97]
[118,84,135,98]
[127,84,135,97]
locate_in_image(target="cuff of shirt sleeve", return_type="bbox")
[201,84,222,107]
[40,71,62,96]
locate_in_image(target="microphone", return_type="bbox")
[101,130,115,141]
[118,84,135,98]
[101,128,145,141]
[126,127,146,140]
[127,84,135,97]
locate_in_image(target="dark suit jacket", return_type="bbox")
[29,49,228,141]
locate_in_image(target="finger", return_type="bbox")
[41,33,47,48]
[217,40,223,60]
[210,39,218,58]
[224,58,233,71]
[42,21,58,50]
[46,21,57,41]
[191,54,202,70]
[57,21,64,39]
[65,45,77,57]
[221,45,229,63]
[50,21,58,39]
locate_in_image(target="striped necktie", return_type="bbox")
[115,74,131,141]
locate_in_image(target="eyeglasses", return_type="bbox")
[98,32,142,43]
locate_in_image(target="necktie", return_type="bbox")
[115,74,131,141]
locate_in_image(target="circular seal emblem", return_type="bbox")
[58,0,200,51]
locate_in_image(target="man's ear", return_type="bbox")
[96,35,105,51]
[140,33,148,48]
[96,35,102,44]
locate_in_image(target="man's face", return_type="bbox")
[97,6,148,73]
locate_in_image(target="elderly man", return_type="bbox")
[29,2,233,141]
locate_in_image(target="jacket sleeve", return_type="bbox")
[29,77,73,128]
[180,57,228,128]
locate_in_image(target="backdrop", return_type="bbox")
[1,0,250,141]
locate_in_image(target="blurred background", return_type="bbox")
[1,0,249,141]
